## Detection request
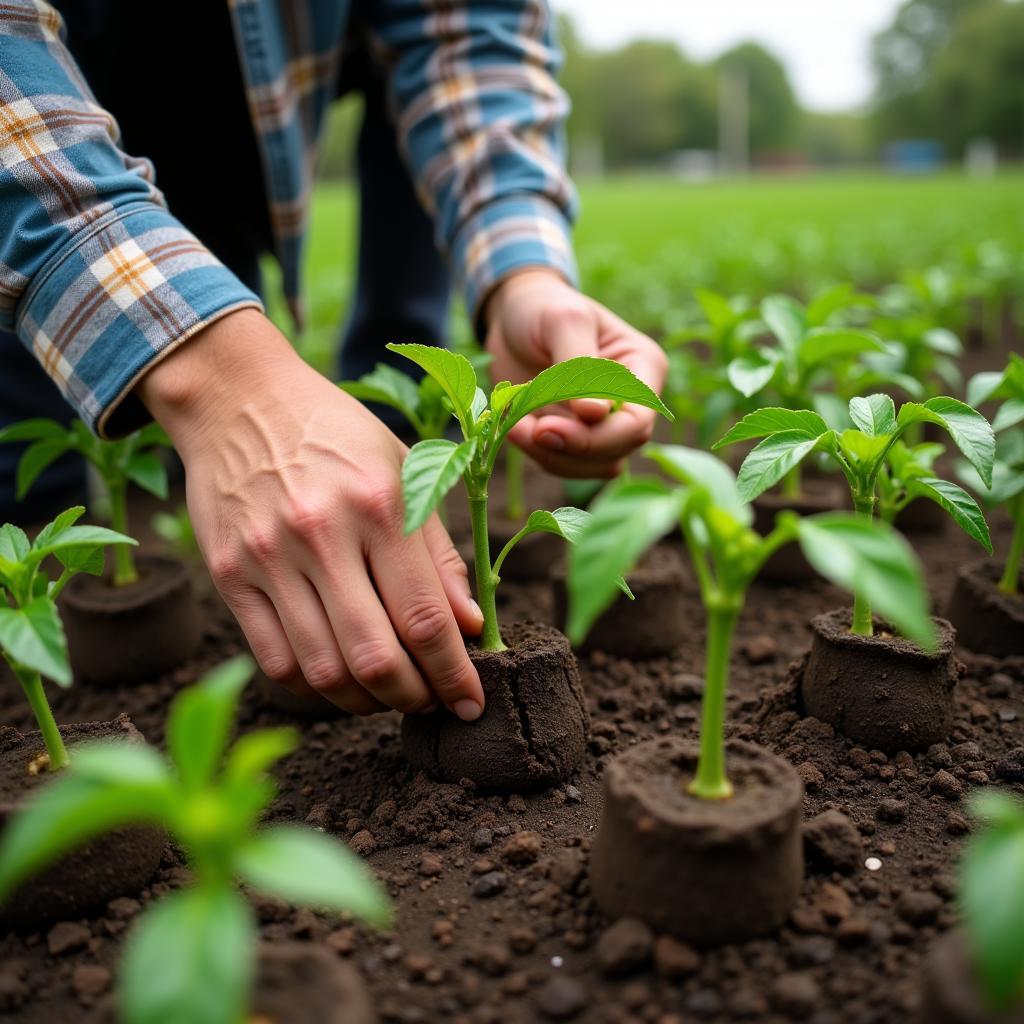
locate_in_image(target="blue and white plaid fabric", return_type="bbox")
[1,0,578,436]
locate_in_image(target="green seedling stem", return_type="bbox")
[1001,495,1024,595]
[505,444,525,523]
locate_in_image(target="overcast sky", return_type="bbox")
[553,0,903,112]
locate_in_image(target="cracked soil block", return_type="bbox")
[752,478,848,584]
[589,737,803,946]
[253,669,345,719]
[920,929,1024,1024]
[800,608,959,752]
[0,714,164,930]
[62,554,201,684]
[93,941,377,1023]
[401,622,588,792]
[946,559,1024,659]
[551,546,689,658]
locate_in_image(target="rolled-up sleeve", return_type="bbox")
[365,0,579,324]
[1,2,262,437]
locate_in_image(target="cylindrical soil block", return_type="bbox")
[919,929,1024,1024]
[62,554,201,684]
[552,546,689,658]
[0,715,165,930]
[402,622,588,792]
[946,559,1024,659]
[801,609,959,752]
[589,737,803,947]
[752,479,847,584]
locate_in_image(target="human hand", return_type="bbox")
[484,269,668,478]
[136,310,484,718]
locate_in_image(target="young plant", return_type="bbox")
[389,344,671,651]
[960,791,1024,1013]
[716,395,995,636]
[0,507,135,770]
[0,655,390,1024]
[152,504,200,564]
[566,445,934,800]
[0,420,172,586]
[962,354,1024,594]
[341,362,453,442]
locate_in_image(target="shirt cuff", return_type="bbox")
[16,202,264,438]
[452,194,578,331]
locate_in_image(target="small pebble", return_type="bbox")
[536,976,587,1019]
[473,871,508,899]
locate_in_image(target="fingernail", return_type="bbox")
[454,699,483,722]
[469,599,484,623]
[538,431,564,450]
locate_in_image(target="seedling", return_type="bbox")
[152,504,200,564]
[0,420,172,586]
[963,355,1024,595]
[0,656,390,1024]
[0,507,135,770]
[960,791,1024,1012]
[341,363,453,442]
[567,445,934,801]
[716,395,995,636]
[389,344,671,651]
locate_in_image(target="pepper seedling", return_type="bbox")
[962,355,1024,595]
[389,344,671,651]
[341,362,454,442]
[0,507,136,770]
[566,445,934,800]
[0,420,172,586]
[0,655,390,1024]
[960,791,1024,1013]
[715,394,995,637]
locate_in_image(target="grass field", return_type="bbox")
[267,171,1024,368]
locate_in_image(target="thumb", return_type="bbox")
[543,307,609,422]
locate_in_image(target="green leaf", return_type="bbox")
[959,458,1024,507]
[125,452,169,499]
[223,727,300,785]
[713,408,828,448]
[646,444,753,527]
[236,824,392,927]
[0,598,69,685]
[735,432,825,503]
[55,545,105,577]
[694,288,735,334]
[923,327,962,356]
[897,397,995,487]
[905,478,992,553]
[502,357,672,430]
[0,773,174,903]
[400,438,476,534]
[387,344,478,432]
[120,886,255,1024]
[967,370,1005,409]
[71,741,174,786]
[27,524,136,566]
[993,399,1024,433]
[795,513,935,649]
[848,394,896,437]
[0,418,68,444]
[31,507,85,550]
[341,363,422,422]
[16,440,70,500]
[566,478,685,645]
[490,381,527,414]
[167,655,255,790]
[961,799,1024,1011]
[812,392,853,432]
[761,294,806,356]
[0,524,30,563]
[838,429,891,467]
[798,329,887,367]
[727,355,776,397]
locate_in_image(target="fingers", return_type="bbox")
[507,409,647,478]
[538,304,612,423]
[421,515,484,637]
[369,523,485,721]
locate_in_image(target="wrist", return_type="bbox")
[483,267,573,329]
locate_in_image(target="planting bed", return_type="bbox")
[0,487,1020,1024]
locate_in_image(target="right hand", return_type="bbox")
[136,309,485,719]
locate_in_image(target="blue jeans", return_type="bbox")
[1,3,450,521]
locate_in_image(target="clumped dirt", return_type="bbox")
[0,468,1022,1022]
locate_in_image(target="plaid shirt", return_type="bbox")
[1,0,577,437]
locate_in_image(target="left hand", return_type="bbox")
[484,269,668,478]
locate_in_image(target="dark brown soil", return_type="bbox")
[61,555,200,685]
[401,622,588,792]
[895,495,950,534]
[589,737,803,946]
[919,929,1024,1024]
[0,464,1022,1022]
[946,559,1024,660]
[752,478,848,584]
[0,715,164,930]
[551,546,694,657]
[800,610,960,752]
